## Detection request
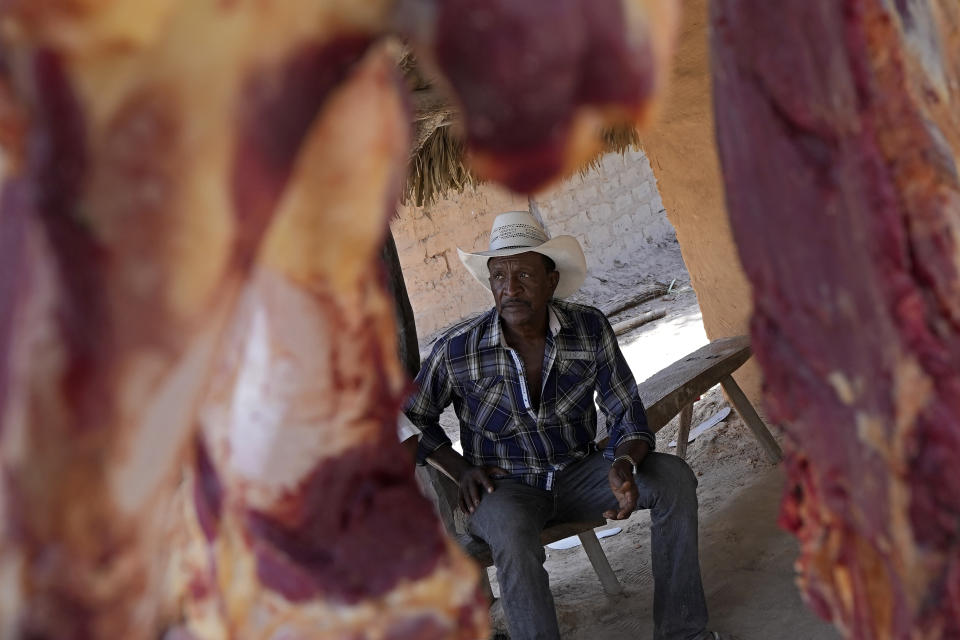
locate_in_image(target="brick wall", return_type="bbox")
[391,149,672,339]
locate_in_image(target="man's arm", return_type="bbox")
[605,439,650,519]
[593,312,656,519]
[397,413,420,463]
[403,340,505,512]
[426,444,506,514]
[403,341,455,463]
[594,313,655,456]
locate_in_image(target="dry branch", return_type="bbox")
[600,284,669,318]
[612,309,666,335]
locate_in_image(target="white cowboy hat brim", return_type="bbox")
[457,235,587,298]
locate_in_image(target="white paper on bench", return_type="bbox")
[669,406,731,448]
[546,527,622,550]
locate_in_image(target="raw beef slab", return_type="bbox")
[712,1,960,637]
[0,1,677,637]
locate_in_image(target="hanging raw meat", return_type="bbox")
[0,0,676,638]
[396,0,678,193]
[167,49,488,639]
[711,1,960,638]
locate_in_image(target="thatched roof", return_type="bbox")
[400,55,643,207]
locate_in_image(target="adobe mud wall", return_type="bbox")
[640,0,763,408]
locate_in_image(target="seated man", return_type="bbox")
[402,211,725,640]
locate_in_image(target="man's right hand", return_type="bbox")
[425,444,507,514]
[458,465,507,514]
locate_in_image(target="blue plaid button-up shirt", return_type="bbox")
[404,300,655,490]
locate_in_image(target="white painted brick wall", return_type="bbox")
[391,149,673,339]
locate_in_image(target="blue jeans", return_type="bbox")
[467,452,709,640]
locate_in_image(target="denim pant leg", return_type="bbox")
[554,452,709,640]
[467,479,559,640]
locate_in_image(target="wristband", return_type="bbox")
[612,454,638,476]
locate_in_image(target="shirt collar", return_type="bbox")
[547,304,562,337]
[484,302,564,349]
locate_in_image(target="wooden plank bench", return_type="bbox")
[634,335,782,463]
[421,334,781,597]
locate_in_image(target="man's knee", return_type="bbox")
[641,453,699,503]
[660,453,698,487]
[470,514,540,549]
[468,505,544,562]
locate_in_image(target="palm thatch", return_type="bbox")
[399,52,644,208]
[402,121,643,207]
[404,125,479,207]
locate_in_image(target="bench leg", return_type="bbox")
[675,403,694,459]
[577,530,622,595]
[479,566,496,604]
[720,374,783,463]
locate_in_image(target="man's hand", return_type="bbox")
[604,459,639,520]
[425,445,508,513]
[458,465,507,514]
[603,440,649,520]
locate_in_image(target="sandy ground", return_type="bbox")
[423,237,841,640]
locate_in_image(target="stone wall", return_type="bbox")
[391,149,672,339]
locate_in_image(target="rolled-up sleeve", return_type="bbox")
[396,412,420,442]
[403,340,455,464]
[594,314,656,459]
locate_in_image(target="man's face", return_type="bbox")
[488,252,560,328]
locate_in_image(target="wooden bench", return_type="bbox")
[636,335,782,463]
[421,335,781,597]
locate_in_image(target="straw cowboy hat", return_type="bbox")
[457,211,587,298]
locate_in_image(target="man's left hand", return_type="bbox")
[604,459,639,520]
[603,440,649,520]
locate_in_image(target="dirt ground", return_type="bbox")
[426,237,842,640]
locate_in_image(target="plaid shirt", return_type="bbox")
[404,300,655,490]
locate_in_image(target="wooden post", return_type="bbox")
[674,403,694,459]
[719,374,782,463]
[381,227,421,378]
[382,228,423,458]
